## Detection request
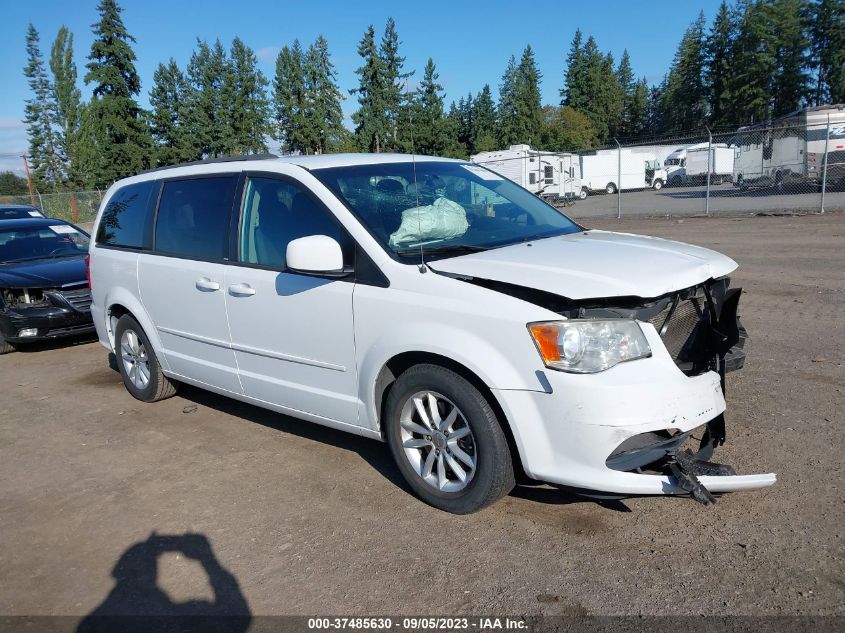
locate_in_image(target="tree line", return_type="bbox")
[18,0,845,193]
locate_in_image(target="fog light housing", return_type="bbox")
[18,328,38,337]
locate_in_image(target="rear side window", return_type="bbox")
[96,181,155,249]
[154,176,237,261]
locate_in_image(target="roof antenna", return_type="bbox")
[407,88,426,273]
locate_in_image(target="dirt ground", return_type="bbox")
[0,212,843,620]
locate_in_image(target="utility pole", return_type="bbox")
[21,155,36,206]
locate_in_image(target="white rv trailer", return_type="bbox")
[664,143,735,185]
[470,145,581,201]
[732,104,845,191]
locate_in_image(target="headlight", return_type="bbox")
[527,320,651,373]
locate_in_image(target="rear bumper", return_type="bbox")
[0,306,94,343]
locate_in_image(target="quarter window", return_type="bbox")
[154,177,237,261]
[96,181,155,249]
[239,177,351,270]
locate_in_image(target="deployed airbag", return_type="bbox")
[388,197,469,248]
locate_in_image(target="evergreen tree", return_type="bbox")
[304,36,346,153]
[663,11,708,132]
[615,50,637,137]
[770,0,809,117]
[84,0,152,186]
[726,1,778,124]
[351,25,387,152]
[407,58,450,156]
[50,26,81,185]
[273,41,307,153]
[225,37,269,155]
[471,85,498,152]
[23,24,63,189]
[497,55,520,145]
[379,17,412,151]
[646,78,669,135]
[806,0,845,105]
[706,1,735,127]
[628,78,650,137]
[149,59,190,166]
[561,29,588,110]
[452,94,474,154]
[514,45,544,145]
[184,39,229,158]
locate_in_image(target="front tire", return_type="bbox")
[579,187,588,200]
[653,179,664,191]
[0,332,15,355]
[114,314,177,402]
[385,364,515,514]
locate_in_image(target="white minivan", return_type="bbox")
[88,154,775,513]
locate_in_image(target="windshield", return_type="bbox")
[0,207,43,220]
[0,225,89,263]
[312,161,581,259]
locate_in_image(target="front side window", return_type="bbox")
[0,225,89,263]
[239,176,351,270]
[96,181,155,249]
[312,161,581,260]
[154,176,237,261]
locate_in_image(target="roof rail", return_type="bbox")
[137,153,279,175]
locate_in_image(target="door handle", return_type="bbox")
[228,283,256,297]
[195,277,220,291]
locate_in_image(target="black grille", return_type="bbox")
[59,287,92,312]
[648,294,706,360]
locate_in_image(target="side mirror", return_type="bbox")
[286,235,348,277]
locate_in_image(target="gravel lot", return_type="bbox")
[1,212,843,619]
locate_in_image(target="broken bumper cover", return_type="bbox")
[0,305,95,343]
[492,323,776,498]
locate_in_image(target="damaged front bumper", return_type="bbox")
[493,279,776,503]
[0,287,95,343]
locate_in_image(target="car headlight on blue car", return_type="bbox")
[528,320,651,373]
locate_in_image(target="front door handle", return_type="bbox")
[195,277,220,291]
[228,283,256,297]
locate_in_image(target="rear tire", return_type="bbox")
[0,332,16,355]
[579,188,588,200]
[114,314,177,402]
[605,182,617,195]
[385,364,515,514]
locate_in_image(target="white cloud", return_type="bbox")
[0,117,25,131]
[256,46,281,63]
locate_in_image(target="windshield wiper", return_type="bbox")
[395,244,489,256]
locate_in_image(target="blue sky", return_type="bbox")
[0,0,722,175]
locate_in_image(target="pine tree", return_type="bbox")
[806,0,845,105]
[407,58,449,156]
[706,1,735,127]
[628,78,650,137]
[726,1,778,124]
[663,11,708,132]
[184,39,229,158]
[304,36,346,153]
[615,50,636,137]
[561,29,588,110]
[351,26,387,152]
[497,55,520,145]
[50,26,81,186]
[646,78,669,135]
[23,24,63,189]
[84,0,152,186]
[149,59,190,166]
[273,41,308,153]
[514,45,544,145]
[770,0,809,117]
[225,37,269,155]
[471,85,498,152]
[379,17,412,151]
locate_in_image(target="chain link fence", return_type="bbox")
[472,109,845,220]
[0,190,105,226]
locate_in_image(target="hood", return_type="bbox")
[0,255,88,289]
[427,230,737,300]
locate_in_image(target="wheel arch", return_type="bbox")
[103,291,169,372]
[374,351,528,481]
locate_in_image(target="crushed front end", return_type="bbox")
[0,284,95,344]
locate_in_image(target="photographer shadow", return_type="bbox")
[77,532,251,633]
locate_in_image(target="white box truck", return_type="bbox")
[732,104,845,191]
[578,150,661,196]
[664,143,734,185]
